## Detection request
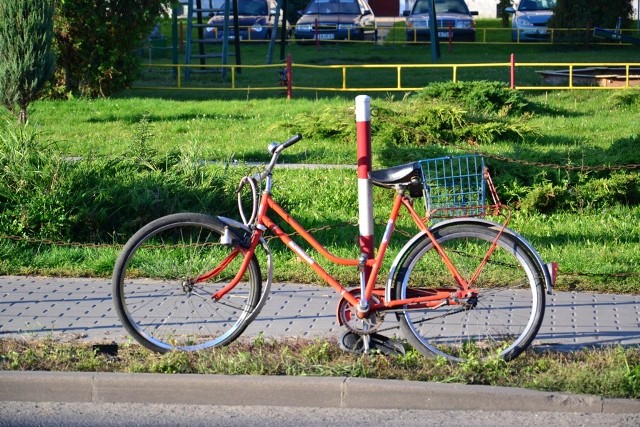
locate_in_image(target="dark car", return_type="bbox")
[404,0,477,42]
[204,0,289,41]
[505,0,556,42]
[294,0,377,42]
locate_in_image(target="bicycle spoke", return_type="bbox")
[113,214,262,353]
[395,222,544,362]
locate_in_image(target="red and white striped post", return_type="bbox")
[355,95,374,280]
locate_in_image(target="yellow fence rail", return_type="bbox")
[136,61,640,94]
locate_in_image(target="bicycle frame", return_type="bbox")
[112,133,549,359]
[207,179,511,316]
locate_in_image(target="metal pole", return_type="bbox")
[172,7,179,80]
[266,0,284,64]
[429,0,440,62]
[286,54,293,99]
[222,0,231,80]
[510,53,515,89]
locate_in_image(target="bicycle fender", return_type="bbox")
[216,216,274,323]
[384,218,552,302]
[432,218,553,295]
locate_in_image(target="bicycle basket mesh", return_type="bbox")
[420,155,486,218]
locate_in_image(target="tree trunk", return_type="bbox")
[19,106,27,124]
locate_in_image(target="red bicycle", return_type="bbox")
[112,134,552,362]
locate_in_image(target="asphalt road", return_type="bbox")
[2,401,639,427]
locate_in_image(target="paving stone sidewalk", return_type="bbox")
[1,275,639,351]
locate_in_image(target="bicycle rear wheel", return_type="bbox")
[112,213,262,353]
[394,221,545,362]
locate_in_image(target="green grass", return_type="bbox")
[2,87,639,293]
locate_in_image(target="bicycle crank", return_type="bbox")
[336,289,384,334]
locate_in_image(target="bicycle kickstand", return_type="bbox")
[362,333,371,354]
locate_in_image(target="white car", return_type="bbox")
[506,0,556,42]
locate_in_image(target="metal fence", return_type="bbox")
[134,58,640,95]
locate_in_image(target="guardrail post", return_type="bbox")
[355,95,374,279]
[510,53,516,89]
[286,54,293,99]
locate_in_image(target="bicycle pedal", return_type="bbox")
[338,330,405,356]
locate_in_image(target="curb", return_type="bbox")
[1,371,639,413]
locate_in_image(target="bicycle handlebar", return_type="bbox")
[258,134,303,181]
[281,133,302,149]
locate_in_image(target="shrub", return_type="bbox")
[513,171,640,214]
[0,0,55,123]
[0,118,239,242]
[285,82,536,161]
[549,0,634,45]
[415,81,531,116]
[53,0,170,97]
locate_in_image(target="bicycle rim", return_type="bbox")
[112,213,262,353]
[394,222,545,362]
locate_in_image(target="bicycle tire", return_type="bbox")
[393,221,545,362]
[112,213,262,353]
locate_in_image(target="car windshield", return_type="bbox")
[303,0,361,15]
[237,0,268,15]
[517,0,556,11]
[413,0,470,15]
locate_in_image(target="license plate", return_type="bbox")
[318,33,335,40]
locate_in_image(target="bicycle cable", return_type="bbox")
[237,175,259,226]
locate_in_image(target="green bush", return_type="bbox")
[53,0,170,97]
[514,171,640,213]
[549,0,634,44]
[0,118,240,242]
[286,82,536,160]
[0,119,69,238]
[415,81,531,116]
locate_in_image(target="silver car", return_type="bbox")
[404,0,477,42]
[506,0,556,42]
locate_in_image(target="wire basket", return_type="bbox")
[420,155,492,219]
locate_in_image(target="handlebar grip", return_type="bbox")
[281,133,302,149]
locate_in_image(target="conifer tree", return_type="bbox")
[0,0,55,123]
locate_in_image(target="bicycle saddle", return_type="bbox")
[369,162,423,197]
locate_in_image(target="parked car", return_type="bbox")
[404,0,477,42]
[294,0,377,42]
[204,0,290,41]
[505,0,556,42]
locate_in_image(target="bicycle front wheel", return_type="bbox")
[394,221,545,362]
[112,213,262,353]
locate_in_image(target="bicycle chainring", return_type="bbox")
[337,289,384,335]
